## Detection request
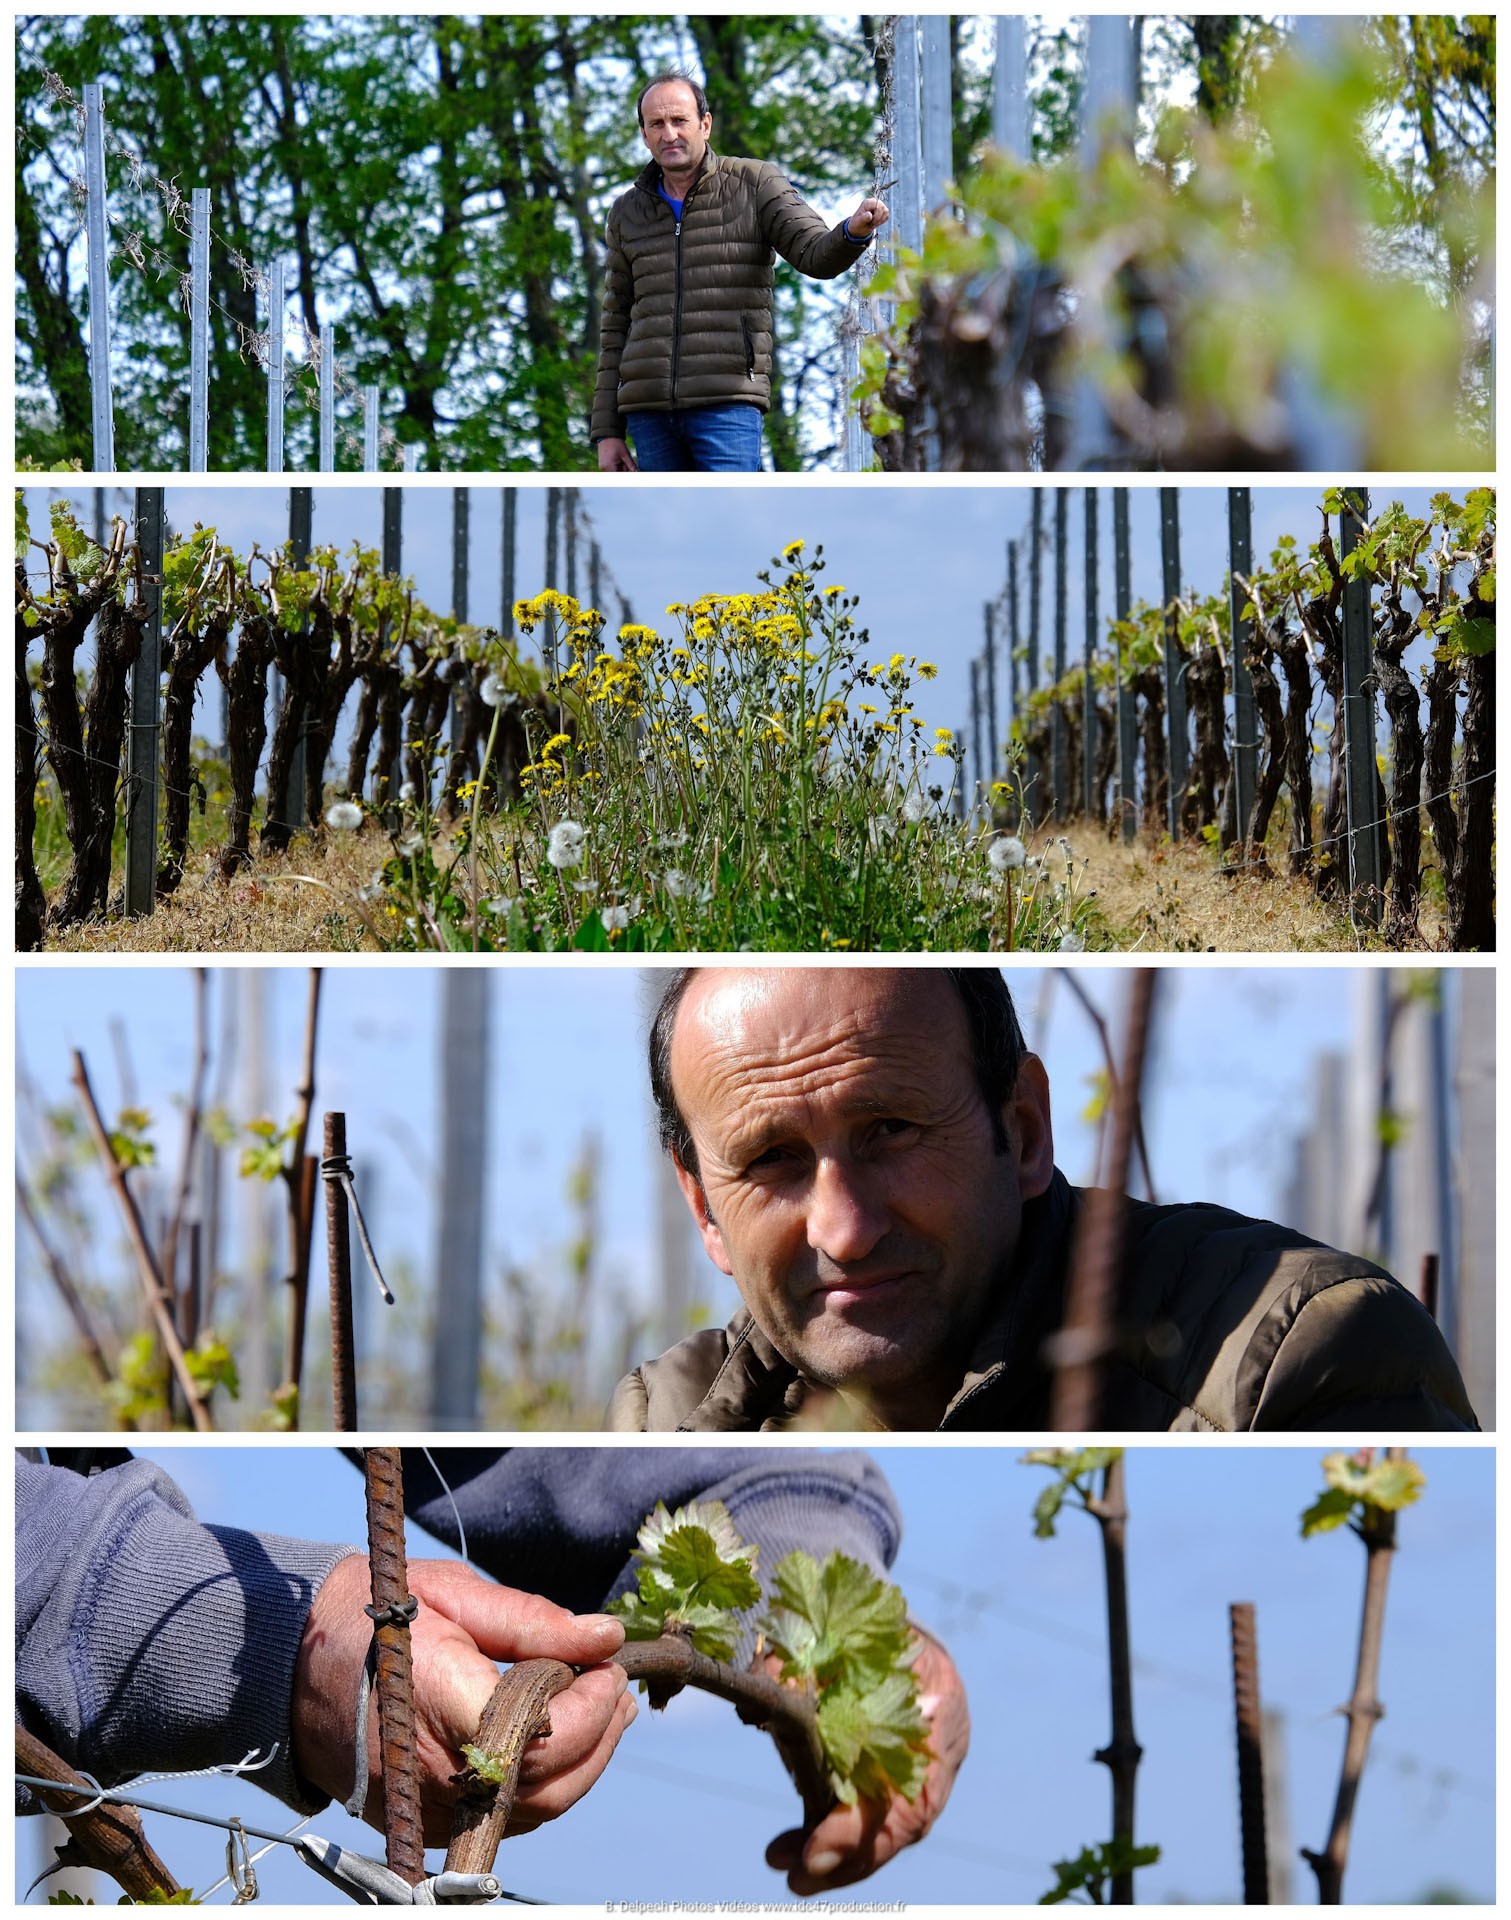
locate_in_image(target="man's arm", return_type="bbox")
[16,1455,632,1843]
[754,163,887,280]
[590,204,634,452]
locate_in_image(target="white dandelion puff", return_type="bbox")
[988,835,1027,873]
[547,820,586,869]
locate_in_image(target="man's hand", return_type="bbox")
[293,1555,635,1847]
[847,197,890,239]
[765,1631,969,1896]
[597,437,638,472]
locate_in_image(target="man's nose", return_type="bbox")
[806,1158,888,1264]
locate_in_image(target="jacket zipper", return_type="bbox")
[670,215,683,405]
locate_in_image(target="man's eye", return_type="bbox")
[876,1118,918,1140]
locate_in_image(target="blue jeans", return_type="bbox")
[627,405,765,473]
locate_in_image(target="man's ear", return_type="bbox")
[672,1152,734,1275]
[1004,1053,1055,1200]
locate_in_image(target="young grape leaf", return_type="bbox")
[1022,1448,1123,1537]
[762,1551,914,1691]
[815,1668,930,1806]
[1302,1453,1426,1537]
[1041,1840,1161,1904]
[608,1500,760,1659]
[1300,1486,1358,1538]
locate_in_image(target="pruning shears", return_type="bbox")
[297,1835,509,1905]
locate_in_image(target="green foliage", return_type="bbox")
[610,1499,762,1661]
[265,1382,299,1431]
[1301,1451,1427,1538]
[1022,1449,1124,1539]
[107,1108,156,1172]
[108,1332,170,1426]
[1041,1839,1161,1905]
[183,1336,240,1402]
[865,37,1491,467]
[611,1503,929,1808]
[237,1118,297,1182]
[763,1552,930,1807]
[376,556,1102,954]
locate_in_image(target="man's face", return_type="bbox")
[668,970,1055,1426]
[639,81,712,180]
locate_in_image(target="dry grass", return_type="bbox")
[37,816,1447,955]
[1046,825,1446,953]
[42,832,384,954]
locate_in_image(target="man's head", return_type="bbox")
[637,73,713,186]
[648,968,1055,1426]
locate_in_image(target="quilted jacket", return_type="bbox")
[589,150,871,442]
[606,1169,1479,1432]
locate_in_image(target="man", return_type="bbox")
[17,1448,967,1898]
[608,968,1478,1432]
[591,71,888,473]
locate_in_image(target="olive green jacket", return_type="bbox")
[589,151,871,443]
[605,1170,1478,1432]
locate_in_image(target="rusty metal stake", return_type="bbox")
[364,1446,427,1887]
[1230,1602,1270,1904]
[324,1113,358,1431]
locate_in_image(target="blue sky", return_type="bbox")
[22,483,1457,780]
[15,963,1473,1430]
[16,1442,1494,1905]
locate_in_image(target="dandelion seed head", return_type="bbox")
[325,801,362,832]
[547,820,586,868]
[988,835,1027,873]
[1059,930,1085,953]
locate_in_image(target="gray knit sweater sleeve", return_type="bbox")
[16,1455,357,1813]
[400,1446,902,1652]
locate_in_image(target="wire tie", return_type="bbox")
[320,1151,395,1303]
[364,1593,420,1630]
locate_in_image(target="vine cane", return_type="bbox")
[363,1446,427,1887]
[16,1725,183,1900]
[444,1637,832,1878]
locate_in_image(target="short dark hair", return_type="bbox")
[648,968,1027,1179]
[637,70,710,127]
